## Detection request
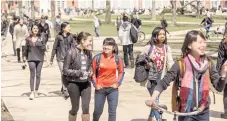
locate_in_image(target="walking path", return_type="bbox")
[1,33,226,121]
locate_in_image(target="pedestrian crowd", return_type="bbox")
[1,12,227,121]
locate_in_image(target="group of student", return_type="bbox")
[2,12,227,121]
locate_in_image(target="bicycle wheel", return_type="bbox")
[208,31,216,41]
[138,31,146,42]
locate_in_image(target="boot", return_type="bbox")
[69,113,77,121]
[130,60,134,68]
[16,48,21,63]
[81,114,90,121]
[221,109,227,119]
[147,116,154,121]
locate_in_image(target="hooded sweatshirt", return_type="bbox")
[118,21,133,45]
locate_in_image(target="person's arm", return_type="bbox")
[116,57,124,87]
[13,26,17,42]
[62,50,83,77]
[210,62,226,92]
[154,61,180,93]
[216,41,226,74]
[92,56,98,87]
[167,46,174,70]
[23,38,29,60]
[50,36,59,63]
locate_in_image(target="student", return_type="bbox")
[38,15,51,66]
[92,38,124,121]
[118,15,135,68]
[63,32,93,121]
[115,16,122,32]
[146,30,227,121]
[50,22,74,99]
[216,34,227,119]
[23,23,48,100]
[141,27,174,121]
[13,17,29,63]
[9,16,19,56]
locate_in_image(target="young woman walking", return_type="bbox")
[63,32,93,121]
[23,23,47,100]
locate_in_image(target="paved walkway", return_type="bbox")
[1,31,226,121]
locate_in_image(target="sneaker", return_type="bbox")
[29,92,34,100]
[221,113,227,119]
[34,91,39,98]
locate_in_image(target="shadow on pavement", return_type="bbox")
[21,92,47,97]
[48,90,63,97]
[131,119,147,121]
[210,110,222,118]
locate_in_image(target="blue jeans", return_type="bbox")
[93,87,118,121]
[94,27,100,37]
[147,85,160,120]
[178,109,209,121]
[205,24,211,32]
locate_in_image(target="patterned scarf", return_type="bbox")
[179,55,210,113]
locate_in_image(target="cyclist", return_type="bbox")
[146,30,227,121]
[200,16,214,38]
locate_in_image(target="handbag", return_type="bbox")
[147,62,159,81]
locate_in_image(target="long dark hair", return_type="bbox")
[181,30,206,57]
[77,32,92,44]
[29,23,41,37]
[103,38,118,55]
[147,26,167,45]
[59,22,70,35]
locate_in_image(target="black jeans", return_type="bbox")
[11,35,16,56]
[123,44,134,66]
[178,110,209,121]
[93,87,119,121]
[68,81,91,116]
[16,48,21,62]
[224,83,227,110]
[28,61,43,91]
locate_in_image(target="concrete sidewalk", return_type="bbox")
[1,32,226,121]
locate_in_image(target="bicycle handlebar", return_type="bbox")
[149,103,202,116]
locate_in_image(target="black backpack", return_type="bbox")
[130,24,138,43]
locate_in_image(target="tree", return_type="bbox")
[151,0,156,20]
[51,0,56,20]
[31,0,35,19]
[105,0,111,24]
[170,0,177,26]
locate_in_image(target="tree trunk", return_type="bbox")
[31,1,35,19]
[51,1,56,20]
[151,0,156,20]
[171,0,177,26]
[18,1,23,16]
[105,0,111,24]
[196,0,200,18]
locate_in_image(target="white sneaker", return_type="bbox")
[29,92,34,100]
[34,91,39,98]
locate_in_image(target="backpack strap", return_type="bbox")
[94,53,120,78]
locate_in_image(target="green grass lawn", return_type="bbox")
[75,14,227,23]
[49,20,204,37]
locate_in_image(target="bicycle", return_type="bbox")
[145,102,202,121]
[137,30,146,42]
[199,25,217,41]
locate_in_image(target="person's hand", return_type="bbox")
[145,96,156,107]
[23,57,27,62]
[50,61,53,66]
[221,61,227,78]
[145,62,153,68]
[111,83,118,88]
[95,85,102,90]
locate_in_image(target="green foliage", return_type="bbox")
[161,8,172,14]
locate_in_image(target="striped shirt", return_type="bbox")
[80,52,87,80]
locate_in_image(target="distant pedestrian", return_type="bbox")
[50,22,74,99]
[23,23,48,100]
[160,16,170,35]
[115,16,122,32]
[53,15,63,37]
[1,14,9,57]
[9,17,19,56]
[38,15,51,66]
[92,14,101,37]
[13,17,29,63]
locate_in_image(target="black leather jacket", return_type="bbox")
[62,46,92,83]
[50,34,74,62]
[216,39,227,74]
